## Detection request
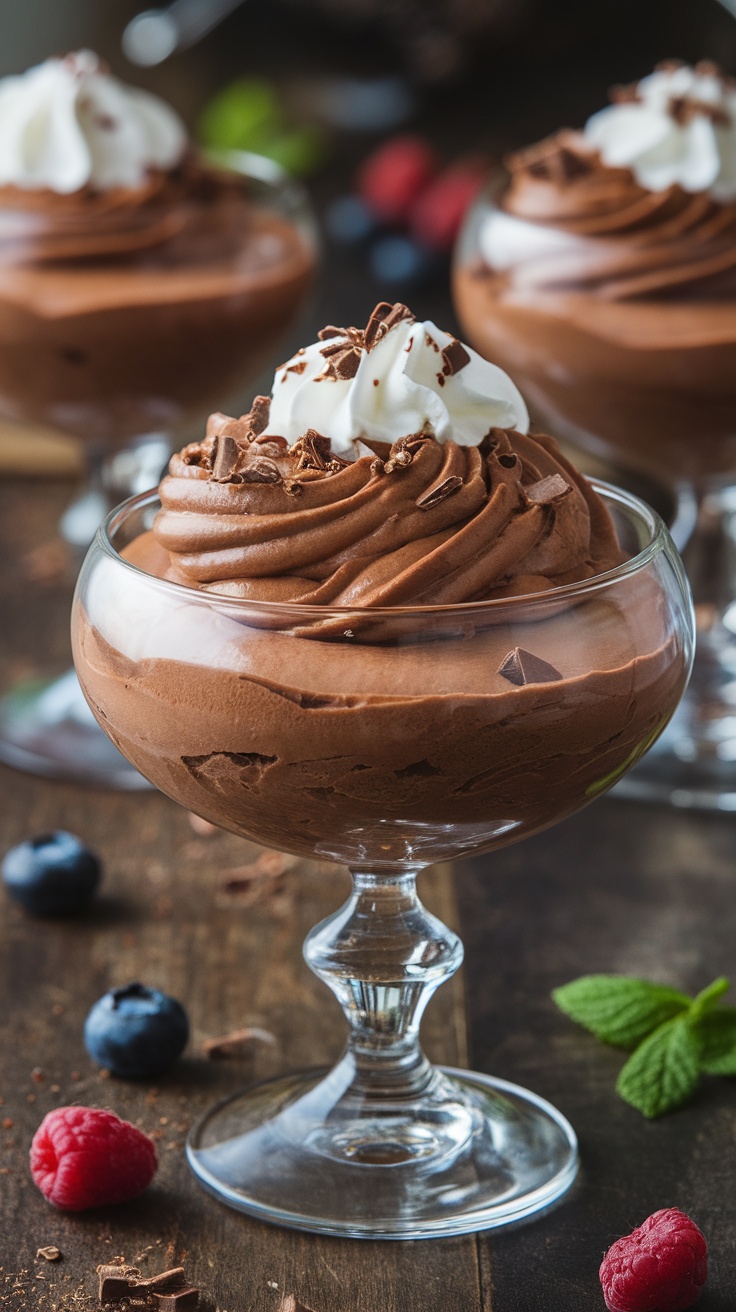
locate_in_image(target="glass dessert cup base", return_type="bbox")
[188,868,577,1239]
[188,1070,577,1239]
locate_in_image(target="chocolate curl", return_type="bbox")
[523,474,571,506]
[498,647,562,687]
[211,434,240,482]
[415,475,463,509]
[364,301,414,350]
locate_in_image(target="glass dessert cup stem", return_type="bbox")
[187,866,578,1238]
[616,475,736,810]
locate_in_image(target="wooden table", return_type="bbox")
[1,474,735,1311]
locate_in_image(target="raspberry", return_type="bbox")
[356,135,437,224]
[409,160,487,253]
[600,1208,707,1312]
[30,1107,157,1211]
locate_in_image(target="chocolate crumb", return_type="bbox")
[498,648,562,687]
[279,1297,318,1312]
[36,1246,61,1262]
[523,474,571,505]
[415,475,463,509]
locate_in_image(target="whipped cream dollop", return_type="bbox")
[0,50,187,193]
[264,301,529,460]
[583,60,736,201]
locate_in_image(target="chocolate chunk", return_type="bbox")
[247,395,271,434]
[211,434,240,482]
[319,345,361,380]
[416,475,463,509]
[155,1288,199,1311]
[145,1268,187,1293]
[524,474,571,505]
[364,301,414,350]
[98,1265,141,1302]
[440,338,470,379]
[241,458,281,484]
[498,648,562,687]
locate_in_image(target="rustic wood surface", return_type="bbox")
[2,474,736,1310]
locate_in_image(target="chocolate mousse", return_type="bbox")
[74,304,689,864]
[0,52,314,446]
[453,61,736,479]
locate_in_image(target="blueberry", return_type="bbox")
[324,195,377,245]
[2,831,101,917]
[84,982,189,1079]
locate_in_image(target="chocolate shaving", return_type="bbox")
[286,358,308,375]
[241,457,281,484]
[668,95,730,127]
[523,473,571,505]
[211,434,240,482]
[36,1246,62,1262]
[144,1269,187,1294]
[317,325,346,341]
[156,1288,199,1310]
[247,394,271,434]
[364,301,414,350]
[498,647,562,687]
[292,430,333,472]
[318,345,361,380]
[440,338,470,379]
[203,1026,277,1059]
[416,475,463,509]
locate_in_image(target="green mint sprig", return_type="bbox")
[552,974,736,1118]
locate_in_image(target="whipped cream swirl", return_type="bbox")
[264,302,529,460]
[584,61,736,201]
[0,50,187,193]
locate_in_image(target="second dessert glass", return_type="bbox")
[0,149,316,787]
[72,483,693,1238]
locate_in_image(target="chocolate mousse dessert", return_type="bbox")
[74,302,691,861]
[0,51,314,447]
[453,61,736,479]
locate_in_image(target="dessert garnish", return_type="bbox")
[599,1208,707,1312]
[98,1264,199,1308]
[2,831,101,917]
[553,974,736,1117]
[203,1025,277,1059]
[83,983,189,1079]
[498,647,562,686]
[155,300,624,607]
[36,1246,62,1261]
[31,1107,157,1209]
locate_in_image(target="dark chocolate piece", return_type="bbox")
[524,474,571,505]
[145,1267,187,1293]
[98,1264,141,1302]
[211,434,240,482]
[247,394,271,434]
[416,475,463,509]
[440,338,470,379]
[498,648,562,687]
[241,458,281,484]
[155,1288,199,1311]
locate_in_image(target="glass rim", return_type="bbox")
[96,479,670,621]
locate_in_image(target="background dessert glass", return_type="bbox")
[453,70,736,810]
[71,483,693,1238]
[0,149,316,787]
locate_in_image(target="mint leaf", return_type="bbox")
[552,975,691,1049]
[616,1017,701,1118]
[695,1008,736,1075]
[688,976,730,1020]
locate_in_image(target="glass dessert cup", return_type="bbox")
[0,151,316,788]
[72,485,693,1239]
[454,184,736,810]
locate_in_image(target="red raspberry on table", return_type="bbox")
[409,160,488,252]
[30,1107,157,1211]
[356,135,438,224]
[600,1208,707,1312]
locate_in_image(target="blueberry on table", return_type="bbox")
[2,831,101,916]
[84,982,189,1079]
